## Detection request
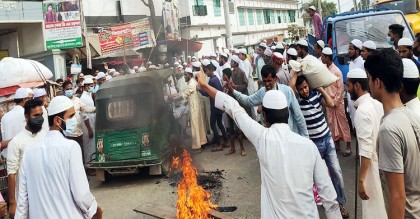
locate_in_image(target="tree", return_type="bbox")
[288,24,307,39]
[140,0,159,37]
[302,0,338,18]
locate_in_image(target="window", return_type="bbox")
[213,0,221,16]
[263,9,271,24]
[247,9,254,25]
[238,8,246,26]
[277,10,281,23]
[256,9,262,25]
[195,0,204,4]
[193,0,207,16]
[282,11,288,23]
[288,10,296,22]
[107,99,135,120]
[270,10,275,24]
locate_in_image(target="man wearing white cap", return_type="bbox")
[308,6,322,39]
[398,37,420,69]
[230,55,252,116]
[255,43,267,85]
[196,71,341,219]
[321,47,352,156]
[7,99,47,218]
[219,52,231,70]
[80,78,96,165]
[94,72,106,93]
[365,49,420,218]
[15,96,102,219]
[33,88,50,132]
[238,49,257,113]
[361,41,376,60]
[314,40,325,61]
[271,52,289,85]
[347,39,364,133]
[170,67,207,153]
[1,88,30,158]
[400,58,420,117]
[346,68,387,219]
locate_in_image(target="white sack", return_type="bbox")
[289,55,338,88]
[0,58,53,89]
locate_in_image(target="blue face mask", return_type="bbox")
[387,36,394,46]
[64,90,73,98]
[88,87,94,93]
[59,116,77,137]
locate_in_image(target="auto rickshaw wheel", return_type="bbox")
[161,157,171,176]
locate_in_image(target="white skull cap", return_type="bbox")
[351,39,363,50]
[398,38,414,47]
[262,90,288,110]
[14,88,29,99]
[362,40,376,50]
[33,88,47,98]
[317,40,325,49]
[347,68,367,79]
[402,58,420,79]
[322,47,333,55]
[297,40,308,47]
[47,96,74,116]
[287,48,297,56]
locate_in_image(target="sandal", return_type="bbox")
[339,204,350,218]
[211,145,223,152]
[342,149,352,157]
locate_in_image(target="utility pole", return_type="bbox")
[223,0,233,50]
[317,0,322,17]
[337,0,341,13]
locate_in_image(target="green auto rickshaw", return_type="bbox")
[88,69,179,182]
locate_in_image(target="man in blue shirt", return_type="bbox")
[199,59,229,151]
[227,64,309,138]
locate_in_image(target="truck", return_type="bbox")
[374,0,420,35]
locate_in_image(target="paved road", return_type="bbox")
[89,137,362,219]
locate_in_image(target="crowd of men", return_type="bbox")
[165,23,420,219]
[0,7,419,217]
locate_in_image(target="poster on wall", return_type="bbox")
[162,1,181,41]
[98,18,155,56]
[43,0,83,50]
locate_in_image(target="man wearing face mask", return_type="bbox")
[79,78,96,165]
[62,81,96,164]
[388,24,404,51]
[33,88,50,132]
[15,96,102,219]
[6,99,46,218]
[93,72,106,93]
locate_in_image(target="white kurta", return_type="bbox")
[405,97,420,117]
[215,91,341,219]
[182,78,207,149]
[348,56,365,127]
[7,129,46,198]
[80,91,96,163]
[16,131,98,219]
[354,93,387,219]
[1,105,26,158]
[68,97,96,138]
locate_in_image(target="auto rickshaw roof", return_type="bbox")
[96,69,174,100]
[326,9,404,23]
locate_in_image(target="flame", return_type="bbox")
[171,150,217,219]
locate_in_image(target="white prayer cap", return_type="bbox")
[233,48,239,54]
[187,56,191,59]
[109,68,116,73]
[262,90,287,110]
[201,59,211,66]
[231,55,241,64]
[223,49,230,54]
[210,60,220,68]
[96,72,106,80]
[177,64,183,69]
[149,65,157,69]
[83,78,94,85]
[139,66,147,72]
[208,52,217,57]
[238,48,247,54]
[164,63,170,67]
[347,68,367,79]
[350,39,363,50]
[297,40,308,47]
[322,47,333,55]
[192,56,197,60]
[185,67,193,74]
[33,88,47,98]
[264,49,273,57]
[316,40,325,49]
[309,6,316,11]
[259,42,267,48]
[287,48,298,56]
[192,61,201,68]
[183,62,187,66]
[47,96,74,116]
[174,61,180,66]
[272,52,284,59]
[362,41,376,50]
[398,38,414,47]
[402,58,420,79]
[271,46,276,50]
[276,44,284,49]
[26,88,34,95]
[147,61,152,64]
[14,88,29,99]
[220,52,229,58]
[133,66,139,70]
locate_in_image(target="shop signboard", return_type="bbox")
[43,0,83,50]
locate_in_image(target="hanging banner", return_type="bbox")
[98,18,155,56]
[162,1,181,41]
[43,0,83,50]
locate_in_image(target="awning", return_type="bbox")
[66,34,100,60]
[167,39,202,52]
[93,49,141,59]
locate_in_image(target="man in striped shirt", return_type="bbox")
[295,75,349,218]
